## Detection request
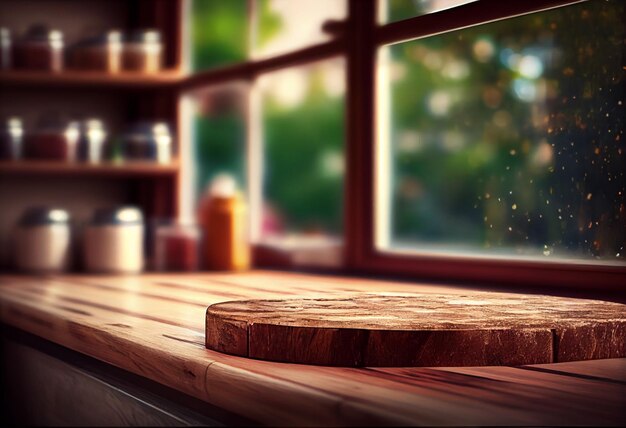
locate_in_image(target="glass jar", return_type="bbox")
[199,175,250,271]
[70,30,122,73]
[154,222,201,271]
[120,121,173,164]
[0,117,24,160]
[84,206,144,274]
[24,115,80,161]
[14,207,72,273]
[77,119,107,163]
[13,25,64,71]
[1,27,11,69]
[122,29,163,73]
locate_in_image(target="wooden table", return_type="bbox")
[1,271,625,426]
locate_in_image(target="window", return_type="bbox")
[190,84,248,196]
[256,59,345,243]
[185,0,625,287]
[191,0,248,70]
[377,0,625,263]
[187,0,346,267]
[252,0,346,59]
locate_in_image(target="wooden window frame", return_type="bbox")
[183,0,625,291]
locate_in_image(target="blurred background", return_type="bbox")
[0,0,624,273]
[189,0,625,261]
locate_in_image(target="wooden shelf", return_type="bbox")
[0,69,185,89]
[0,160,180,177]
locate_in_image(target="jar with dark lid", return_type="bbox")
[1,27,11,69]
[13,24,64,71]
[24,114,80,161]
[77,119,107,163]
[122,29,163,73]
[14,207,72,273]
[70,30,122,72]
[120,121,173,164]
[84,206,144,273]
[0,117,24,160]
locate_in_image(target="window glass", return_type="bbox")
[192,84,248,198]
[253,0,346,59]
[191,0,248,70]
[257,58,345,242]
[378,0,625,262]
[382,0,477,23]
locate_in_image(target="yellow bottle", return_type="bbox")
[199,175,250,271]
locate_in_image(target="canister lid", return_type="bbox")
[34,112,72,133]
[23,24,63,42]
[123,121,172,144]
[76,30,123,47]
[99,30,123,44]
[19,207,70,226]
[2,116,22,131]
[91,206,144,225]
[81,118,105,131]
[129,29,161,44]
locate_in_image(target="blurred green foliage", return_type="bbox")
[191,1,344,236]
[389,0,625,259]
[194,109,246,194]
[191,0,247,70]
[256,0,282,49]
[190,0,624,259]
[263,70,344,234]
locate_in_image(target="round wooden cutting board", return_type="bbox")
[205,292,626,367]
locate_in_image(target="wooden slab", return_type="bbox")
[205,293,626,367]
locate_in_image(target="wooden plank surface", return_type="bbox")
[1,272,625,426]
[205,294,626,367]
[523,358,626,382]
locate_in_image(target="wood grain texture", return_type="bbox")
[524,358,626,382]
[1,272,625,426]
[206,293,626,366]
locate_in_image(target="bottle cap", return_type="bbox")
[209,173,237,198]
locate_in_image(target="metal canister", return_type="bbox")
[14,207,72,273]
[84,206,144,273]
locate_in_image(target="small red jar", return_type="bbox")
[154,223,200,271]
[24,116,79,161]
[70,31,122,73]
[13,25,64,72]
